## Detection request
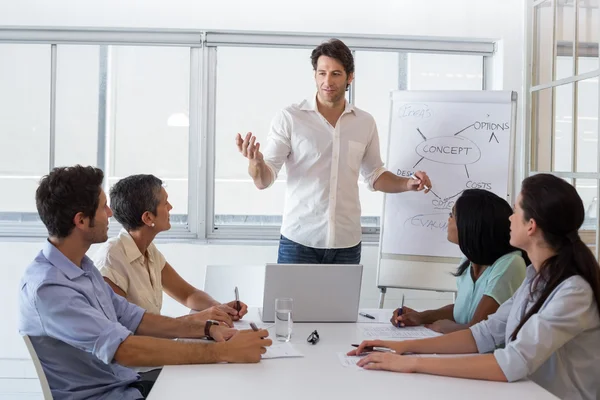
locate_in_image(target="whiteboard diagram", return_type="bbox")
[381,91,514,258]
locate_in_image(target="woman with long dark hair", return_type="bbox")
[351,174,600,399]
[391,189,527,333]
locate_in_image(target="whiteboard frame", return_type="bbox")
[376,90,518,307]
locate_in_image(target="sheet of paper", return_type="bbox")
[262,342,304,359]
[357,308,394,324]
[359,325,442,339]
[337,352,365,370]
[233,320,273,330]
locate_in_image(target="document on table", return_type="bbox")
[357,308,393,324]
[359,325,442,339]
[233,320,273,330]
[262,342,304,359]
[337,353,365,370]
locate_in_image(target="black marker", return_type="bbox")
[359,312,375,320]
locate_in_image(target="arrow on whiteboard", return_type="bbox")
[413,157,425,168]
[464,165,470,178]
[416,128,427,140]
[444,190,465,201]
[489,132,499,143]
[453,123,475,136]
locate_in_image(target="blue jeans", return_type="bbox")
[277,235,361,264]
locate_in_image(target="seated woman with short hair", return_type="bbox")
[392,189,527,334]
[93,174,247,326]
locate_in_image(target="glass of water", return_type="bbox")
[275,297,293,342]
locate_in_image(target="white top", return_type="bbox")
[470,266,600,400]
[93,229,166,315]
[148,308,558,400]
[262,95,387,249]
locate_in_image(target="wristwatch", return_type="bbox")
[204,320,220,339]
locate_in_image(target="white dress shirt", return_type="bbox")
[93,229,166,315]
[470,266,600,400]
[262,95,387,249]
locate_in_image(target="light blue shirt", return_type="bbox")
[470,266,600,400]
[19,240,146,400]
[453,251,526,324]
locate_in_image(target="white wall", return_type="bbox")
[0,0,526,359]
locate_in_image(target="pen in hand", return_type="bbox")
[395,294,405,327]
[351,344,394,353]
[250,322,269,340]
[410,173,430,190]
[234,286,241,313]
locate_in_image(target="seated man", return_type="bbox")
[19,165,271,400]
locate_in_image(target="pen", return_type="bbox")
[234,286,241,313]
[351,344,394,353]
[410,173,430,190]
[359,312,375,320]
[250,322,259,332]
[395,294,405,327]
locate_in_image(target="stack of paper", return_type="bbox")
[233,320,273,330]
[359,325,442,339]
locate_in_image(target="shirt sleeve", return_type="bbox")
[107,285,145,333]
[484,254,527,306]
[469,291,515,353]
[96,249,130,294]
[493,278,599,382]
[34,281,141,364]
[262,109,292,187]
[361,119,387,191]
[158,250,166,271]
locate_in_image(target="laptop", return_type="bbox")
[259,263,363,323]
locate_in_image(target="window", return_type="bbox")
[408,53,484,90]
[108,46,191,229]
[0,28,494,239]
[213,46,314,228]
[55,45,100,168]
[354,51,399,228]
[0,44,50,215]
[528,0,600,249]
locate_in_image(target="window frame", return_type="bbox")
[0,27,496,241]
[526,0,600,256]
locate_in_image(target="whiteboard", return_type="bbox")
[380,90,516,259]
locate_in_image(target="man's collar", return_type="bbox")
[300,93,355,115]
[42,240,93,280]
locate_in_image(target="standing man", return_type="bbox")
[235,39,432,264]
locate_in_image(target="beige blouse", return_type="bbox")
[93,229,166,315]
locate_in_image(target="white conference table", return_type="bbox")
[148,309,557,400]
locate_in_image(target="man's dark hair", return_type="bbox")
[110,174,163,231]
[311,38,355,76]
[36,165,104,238]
